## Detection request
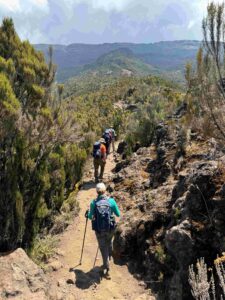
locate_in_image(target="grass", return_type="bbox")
[155,244,166,264]
[30,235,59,267]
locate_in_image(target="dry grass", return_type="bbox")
[186,141,209,157]
[30,235,59,267]
[140,170,149,179]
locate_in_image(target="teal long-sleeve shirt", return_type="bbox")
[88,195,120,220]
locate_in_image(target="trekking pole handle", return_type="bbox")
[85,209,89,219]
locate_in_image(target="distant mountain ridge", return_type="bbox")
[72,47,158,78]
[34,40,201,82]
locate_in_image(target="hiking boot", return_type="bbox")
[104,272,111,280]
[105,268,111,280]
[102,268,111,280]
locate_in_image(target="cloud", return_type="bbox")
[0,0,20,12]
[0,0,217,44]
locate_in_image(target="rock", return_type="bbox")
[56,249,65,257]
[0,248,50,299]
[154,123,169,145]
[107,183,115,193]
[111,117,225,299]
[48,260,63,271]
[133,142,141,152]
[117,141,128,154]
[138,281,147,287]
[165,221,194,267]
[113,174,124,183]
[114,160,130,173]
[174,102,187,118]
[126,104,138,112]
[66,279,74,285]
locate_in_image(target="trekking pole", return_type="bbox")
[79,216,88,265]
[93,246,99,268]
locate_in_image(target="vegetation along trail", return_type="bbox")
[47,150,153,300]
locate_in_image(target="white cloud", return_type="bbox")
[188,20,195,29]
[32,0,48,9]
[67,0,131,12]
[0,0,219,43]
[0,0,20,12]
[92,0,131,11]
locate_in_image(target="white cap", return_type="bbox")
[96,182,106,193]
[99,138,106,144]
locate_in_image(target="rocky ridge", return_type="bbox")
[112,122,225,299]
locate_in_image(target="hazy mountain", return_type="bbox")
[72,48,159,77]
[35,40,201,82]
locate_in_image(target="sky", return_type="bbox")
[0,0,223,44]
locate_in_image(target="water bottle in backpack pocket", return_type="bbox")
[92,197,111,232]
[93,142,101,159]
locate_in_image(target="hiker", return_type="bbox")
[102,129,112,155]
[93,138,107,183]
[85,182,120,279]
[109,126,116,154]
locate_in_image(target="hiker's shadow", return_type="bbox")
[70,267,102,289]
[80,180,96,191]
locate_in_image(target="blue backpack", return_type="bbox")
[93,142,101,159]
[102,129,112,144]
[92,196,111,232]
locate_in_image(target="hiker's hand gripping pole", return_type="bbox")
[79,212,89,265]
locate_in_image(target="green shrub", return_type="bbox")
[30,235,58,266]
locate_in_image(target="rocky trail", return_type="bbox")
[2,126,225,300]
[45,151,154,300]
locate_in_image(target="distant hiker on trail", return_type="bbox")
[102,129,112,155]
[109,126,116,154]
[93,138,107,183]
[85,183,120,279]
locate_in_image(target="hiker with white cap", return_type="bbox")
[92,138,107,183]
[85,182,120,279]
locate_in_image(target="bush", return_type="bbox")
[30,235,58,267]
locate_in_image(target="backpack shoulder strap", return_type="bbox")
[94,195,110,206]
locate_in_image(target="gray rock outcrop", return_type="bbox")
[0,248,51,299]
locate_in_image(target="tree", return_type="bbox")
[0,18,86,251]
[187,2,225,141]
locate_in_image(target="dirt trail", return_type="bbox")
[47,152,153,300]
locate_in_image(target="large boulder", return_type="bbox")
[117,140,127,154]
[165,220,194,268]
[0,248,51,299]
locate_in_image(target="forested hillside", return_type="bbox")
[35,40,200,82]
